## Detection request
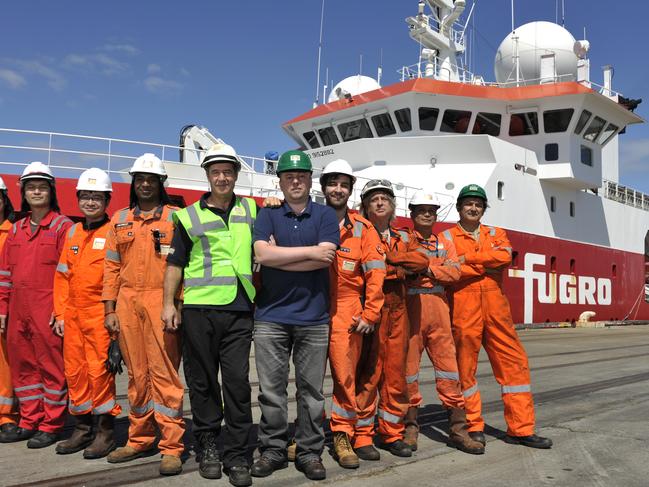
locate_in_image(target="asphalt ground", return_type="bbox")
[2,326,647,487]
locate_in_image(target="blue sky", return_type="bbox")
[1,1,648,190]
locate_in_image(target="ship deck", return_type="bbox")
[4,326,648,487]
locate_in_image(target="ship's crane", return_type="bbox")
[178,124,253,172]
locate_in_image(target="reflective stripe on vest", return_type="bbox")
[442,230,452,241]
[398,230,409,242]
[353,221,364,238]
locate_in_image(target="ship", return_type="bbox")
[0,0,646,325]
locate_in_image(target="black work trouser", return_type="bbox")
[182,308,253,467]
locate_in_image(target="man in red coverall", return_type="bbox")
[402,190,484,455]
[0,161,73,448]
[446,184,552,449]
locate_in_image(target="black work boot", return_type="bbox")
[0,426,35,443]
[379,439,412,457]
[27,431,60,449]
[251,454,288,478]
[56,414,94,454]
[198,431,222,479]
[504,433,553,449]
[225,465,253,487]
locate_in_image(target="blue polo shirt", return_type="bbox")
[253,199,339,325]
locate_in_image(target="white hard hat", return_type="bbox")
[0,176,6,191]
[20,161,54,184]
[201,143,241,171]
[76,168,112,192]
[409,190,442,208]
[319,159,356,186]
[129,153,167,179]
[361,179,394,200]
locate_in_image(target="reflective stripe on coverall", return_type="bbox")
[446,224,535,436]
[54,221,122,417]
[0,211,73,433]
[328,212,385,438]
[355,229,428,447]
[0,219,18,425]
[102,205,184,456]
[404,229,464,409]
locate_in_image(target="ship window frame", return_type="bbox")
[574,109,592,134]
[580,144,593,166]
[418,107,440,131]
[473,112,502,136]
[371,112,397,137]
[545,143,559,161]
[583,116,607,142]
[302,130,321,149]
[497,181,505,200]
[508,112,539,136]
[550,196,556,212]
[543,108,574,133]
[569,201,575,217]
[394,108,412,132]
[317,126,340,146]
[440,109,473,133]
[338,118,374,142]
[598,122,619,145]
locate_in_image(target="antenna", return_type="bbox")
[359,54,363,76]
[511,0,515,33]
[314,0,326,108]
[322,67,329,105]
[377,48,383,85]
[561,0,565,27]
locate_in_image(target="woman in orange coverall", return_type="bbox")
[446,184,552,450]
[0,176,19,440]
[354,179,429,460]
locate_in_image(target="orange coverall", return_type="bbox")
[445,224,535,436]
[0,219,18,426]
[328,212,385,439]
[102,205,184,457]
[404,229,465,410]
[355,229,428,447]
[54,218,122,418]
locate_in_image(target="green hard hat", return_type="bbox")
[457,184,488,203]
[276,150,312,174]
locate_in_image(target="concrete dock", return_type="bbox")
[3,326,648,487]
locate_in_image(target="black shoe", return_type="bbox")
[379,439,412,457]
[198,432,222,479]
[297,458,326,481]
[354,445,381,461]
[0,426,35,443]
[225,465,252,487]
[251,455,288,478]
[504,434,553,449]
[468,431,486,446]
[27,431,59,449]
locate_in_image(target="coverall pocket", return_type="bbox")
[115,229,135,247]
[39,241,59,264]
[338,257,361,274]
[7,242,20,266]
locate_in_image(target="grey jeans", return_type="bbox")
[253,321,329,464]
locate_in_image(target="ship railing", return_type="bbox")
[602,179,649,211]
[399,59,476,83]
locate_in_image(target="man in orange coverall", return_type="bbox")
[446,184,552,449]
[102,153,184,476]
[355,179,429,459]
[319,160,386,468]
[0,176,19,440]
[0,162,73,448]
[402,190,484,455]
[53,168,122,459]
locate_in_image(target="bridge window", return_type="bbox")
[473,112,501,136]
[550,196,556,212]
[441,109,472,133]
[544,108,574,133]
[583,116,607,142]
[302,131,320,149]
[574,109,592,134]
[371,113,397,137]
[570,201,575,217]
[545,143,559,161]
[581,145,593,166]
[509,112,538,136]
[318,127,339,146]
[598,123,619,145]
[338,118,374,142]
[418,107,439,131]
[394,108,412,132]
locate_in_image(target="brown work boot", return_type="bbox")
[332,432,359,469]
[55,414,94,455]
[287,438,296,462]
[160,454,183,476]
[447,408,485,455]
[107,445,150,463]
[84,414,116,459]
[403,406,419,451]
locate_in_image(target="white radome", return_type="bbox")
[494,21,579,85]
[328,75,381,103]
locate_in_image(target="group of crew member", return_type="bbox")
[0,147,552,486]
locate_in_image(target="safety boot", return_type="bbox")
[83,414,116,459]
[198,431,222,479]
[107,445,153,463]
[332,432,359,469]
[160,455,183,476]
[403,406,419,451]
[446,408,485,455]
[55,414,94,454]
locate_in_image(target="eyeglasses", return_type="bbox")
[78,194,106,203]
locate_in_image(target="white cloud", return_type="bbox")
[63,53,127,75]
[14,60,66,90]
[620,138,649,172]
[147,63,161,74]
[0,68,26,88]
[180,67,190,77]
[144,76,183,94]
[102,43,140,56]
